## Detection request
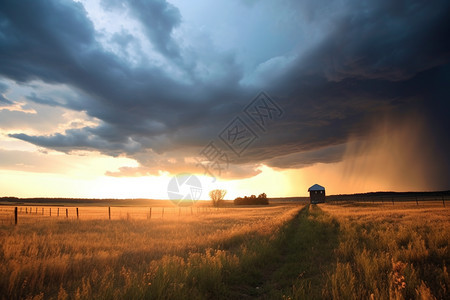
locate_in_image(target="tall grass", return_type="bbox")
[0,205,300,299]
[1,202,448,299]
[321,203,449,299]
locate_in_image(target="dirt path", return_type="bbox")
[226,204,340,299]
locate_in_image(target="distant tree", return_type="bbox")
[209,189,227,207]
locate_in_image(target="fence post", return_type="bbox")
[66,208,68,218]
[108,207,111,220]
[57,208,59,216]
[14,207,18,225]
[149,207,152,219]
[76,208,79,220]
[26,207,28,214]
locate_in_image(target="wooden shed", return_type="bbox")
[308,184,325,204]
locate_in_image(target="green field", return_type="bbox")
[0,202,448,299]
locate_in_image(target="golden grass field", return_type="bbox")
[0,201,448,299]
[319,202,449,300]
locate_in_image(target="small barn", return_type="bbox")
[308,184,326,204]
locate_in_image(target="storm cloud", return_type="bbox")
[1,0,449,188]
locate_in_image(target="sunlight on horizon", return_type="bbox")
[0,158,437,200]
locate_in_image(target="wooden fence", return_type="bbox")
[0,205,221,226]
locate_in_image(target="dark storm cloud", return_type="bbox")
[26,93,61,107]
[0,1,95,83]
[1,0,450,185]
[0,81,8,94]
[9,126,141,156]
[0,81,12,105]
[321,1,450,82]
[264,144,346,169]
[249,0,450,173]
[0,0,242,149]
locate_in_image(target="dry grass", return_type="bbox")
[1,202,448,299]
[0,205,301,299]
[320,202,449,300]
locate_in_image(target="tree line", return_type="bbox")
[234,193,268,205]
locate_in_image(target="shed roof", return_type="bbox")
[308,184,325,191]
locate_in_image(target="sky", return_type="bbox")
[0,0,449,199]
